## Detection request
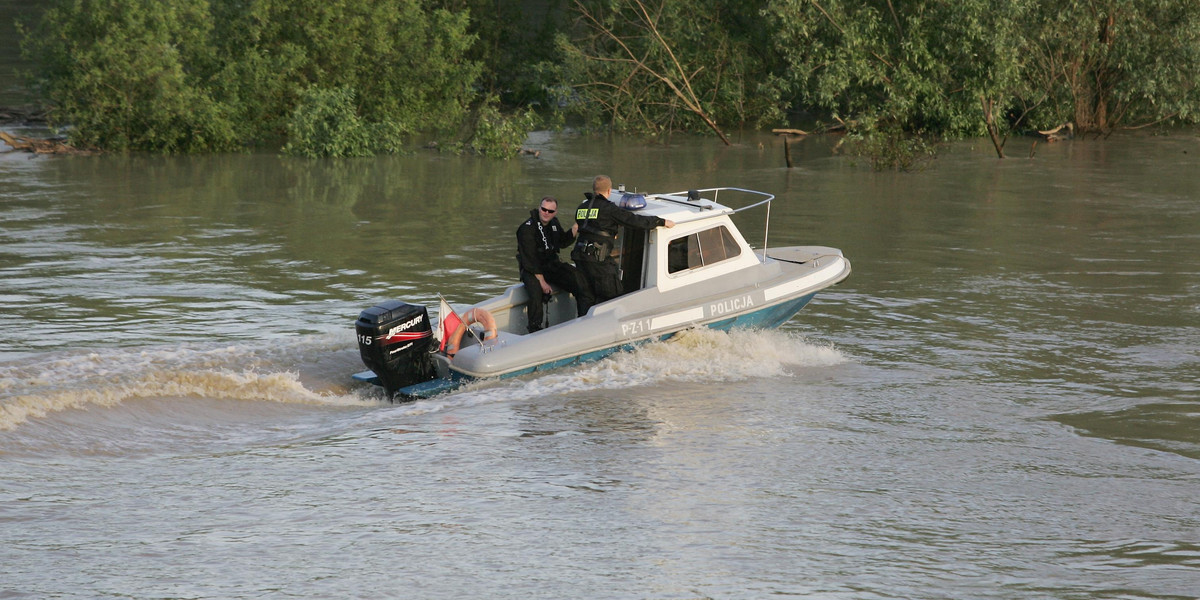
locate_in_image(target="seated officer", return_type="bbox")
[516,196,595,333]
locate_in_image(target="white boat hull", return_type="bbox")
[355,245,850,399]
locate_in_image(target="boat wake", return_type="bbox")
[1,328,847,448]
[393,327,848,415]
[0,334,369,433]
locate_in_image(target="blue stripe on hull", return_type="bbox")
[390,292,818,399]
[704,293,814,332]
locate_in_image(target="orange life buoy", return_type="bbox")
[445,307,497,357]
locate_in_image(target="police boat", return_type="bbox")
[353,187,851,400]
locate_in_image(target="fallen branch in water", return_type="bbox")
[0,106,48,125]
[772,123,846,136]
[1037,122,1074,142]
[0,131,94,155]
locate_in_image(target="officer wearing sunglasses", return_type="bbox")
[516,196,595,333]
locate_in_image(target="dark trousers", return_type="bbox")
[520,261,595,332]
[577,257,623,304]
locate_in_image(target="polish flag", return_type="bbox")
[437,295,462,353]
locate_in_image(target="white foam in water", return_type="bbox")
[0,334,369,431]
[1,328,847,431]
[393,327,848,415]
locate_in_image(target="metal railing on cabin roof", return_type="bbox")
[649,187,776,261]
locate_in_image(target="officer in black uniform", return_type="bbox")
[571,175,674,303]
[516,196,595,333]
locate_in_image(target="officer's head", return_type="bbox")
[593,175,612,196]
[538,196,558,224]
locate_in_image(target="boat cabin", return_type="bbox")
[610,189,763,294]
[481,188,770,336]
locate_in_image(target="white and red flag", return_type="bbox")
[436,294,462,353]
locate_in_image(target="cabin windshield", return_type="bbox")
[667,225,742,274]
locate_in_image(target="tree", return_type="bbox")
[560,0,781,140]
[438,0,572,108]
[765,1,1029,137]
[20,0,1200,157]
[19,0,238,152]
[21,0,481,154]
[1022,0,1200,133]
[763,0,1200,147]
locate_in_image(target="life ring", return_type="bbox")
[445,307,498,357]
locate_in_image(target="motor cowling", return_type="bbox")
[355,300,436,399]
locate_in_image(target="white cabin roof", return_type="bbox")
[594,187,778,293]
[612,190,734,224]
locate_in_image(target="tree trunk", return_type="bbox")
[981,97,1005,159]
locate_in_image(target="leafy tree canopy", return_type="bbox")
[762,0,1200,137]
[21,0,480,154]
[17,0,1200,157]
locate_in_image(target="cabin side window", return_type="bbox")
[667,225,742,274]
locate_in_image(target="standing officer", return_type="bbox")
[571,175,674,302]
[516,196,594,333]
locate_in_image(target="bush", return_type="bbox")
[21,0,481,154]
[465,100,537,159]
[283,87,406,158]
[843,129,941,172]
[20,0,239,152]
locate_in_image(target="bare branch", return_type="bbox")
[980,96,1006,159]
[571,0,731,144]
[885,0,903,38]
[1122,112,1179,130]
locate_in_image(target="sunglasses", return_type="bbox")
[540,206,556,214]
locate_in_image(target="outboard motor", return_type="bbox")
[355,300,436,399]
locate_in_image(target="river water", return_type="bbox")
[1,126,1198,599]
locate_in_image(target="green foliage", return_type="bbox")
[21,0,482,154]
[764,0,1200,140]
[447,0,572,109]
[560,0,782,136]
[465,99,537,159]
[282,86,407,158]
[1020,0,1200,131]
[17,0,1200,159]
[839,126,940,172]
[763,0,1028,139]
[230,0,480,133]
[19,0,239,152]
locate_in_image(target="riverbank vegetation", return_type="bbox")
[14,0,1200,161]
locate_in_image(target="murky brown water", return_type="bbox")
[3,9,1199,593]
[3,128,1198,599]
